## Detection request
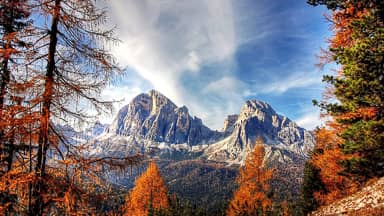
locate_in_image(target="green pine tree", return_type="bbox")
[300,160,326,215]
[309,0,384,181]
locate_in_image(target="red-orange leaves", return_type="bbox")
[337,107,378,122]
[227,137,273,216]
[311,127,358,205]
[124,161,169,216]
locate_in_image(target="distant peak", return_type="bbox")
[147,89,176,110]
[238,99,277,121]
[148,89,165,97]
[176,105,189,113]
[244,99,272,110]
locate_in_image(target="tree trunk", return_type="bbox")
[0,8,13,173]
[31,0,61,215]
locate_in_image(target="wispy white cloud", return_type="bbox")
[203,77,246,97]
[294,109,323,130]
[108,0,236,106]
[100,0,329,130]
[260,72,321,94]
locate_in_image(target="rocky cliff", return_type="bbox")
[105,90,219,146]
[89,90,315,165]
[205,100,315,164]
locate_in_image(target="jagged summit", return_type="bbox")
[204,99,315,163]
[237,99,286,126]
[91,90,314,164]
[242,99,275,113]
[105,89,219,146]
[222,100,279,134]
[148,89,177,114]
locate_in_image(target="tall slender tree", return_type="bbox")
[0,0,142,214]
[124,161,169,216]
[27,0,140,214]
[0,0,31,172]
[309,0,384,181]
[227,137,273,216]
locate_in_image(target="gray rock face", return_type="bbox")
[222,114,238,135]
[205,100,315,163]
[106,90,219,146]
[90,90,315,165]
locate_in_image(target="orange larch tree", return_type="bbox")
[124,161,169,216]
[0,0,31,173]
[310,127,358,205]
[28,0,122,214]
[0,0,142,215]
[0,1,38,214]
[227,137,273,216]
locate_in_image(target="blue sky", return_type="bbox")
[100,0,330,130]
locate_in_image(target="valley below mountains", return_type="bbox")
[69,90,316,212]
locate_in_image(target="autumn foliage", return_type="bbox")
[227,137,273,216]
[124,161,169,216]
[306,0,384,209]
[309,127,358,205]
[0,0,141,215]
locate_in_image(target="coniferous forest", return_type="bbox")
[0,0,383,215]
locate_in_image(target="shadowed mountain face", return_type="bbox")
[105,90,220,146]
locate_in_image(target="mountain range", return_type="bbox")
[86,89,315,165]
[64,89,316,211]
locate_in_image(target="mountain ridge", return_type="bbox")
[204,98,314,163]
[89,89,315,165]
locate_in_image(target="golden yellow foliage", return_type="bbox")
[124,161,169,216]
[227,137,273,216]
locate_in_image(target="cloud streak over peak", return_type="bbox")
[103,0,329,130]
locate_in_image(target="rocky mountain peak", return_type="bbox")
[94,90,314,165]
[205,99,315,163]
[244,99,273,111]
[148,89,177,114]
[129,90,177,115]
[238,100,277,123]
[105,90,219,146]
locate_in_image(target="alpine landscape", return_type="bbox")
[0,0,383,215]
[73,89,315,213]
